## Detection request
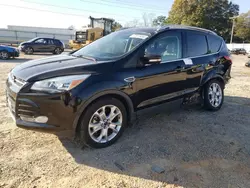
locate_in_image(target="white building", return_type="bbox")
[0,25,76,46]
[7,25,75,35]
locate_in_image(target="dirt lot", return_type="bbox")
[1,54,250,188]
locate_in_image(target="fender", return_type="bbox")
[201,69,225,88]
[72,89,135,130]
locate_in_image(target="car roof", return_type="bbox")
[120,25,217,36]
[35,37,59,41]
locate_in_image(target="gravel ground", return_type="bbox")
[1,54,250,188]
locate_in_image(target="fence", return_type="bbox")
[0,29,75,47]
[226,43,250,52]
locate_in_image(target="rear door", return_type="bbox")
[182,31,212,91]
[46,39,56,52]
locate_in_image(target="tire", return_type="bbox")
[76,97,127,148]
[203,80,224,111]
[0,51,10,60]
[53,47,62,55]
[25,47,34,55]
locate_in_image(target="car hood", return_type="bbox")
[12,55,113,82]
[0,45,16,51]
[19,42,30,46]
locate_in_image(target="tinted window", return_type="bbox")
[145,32,182,62]
[186,32,208,57]
[35,38,46,44]
[207,35,222,53]
[54,40,60,44]
[48,40,54,45]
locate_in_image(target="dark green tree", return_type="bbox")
[152,15,168,26]
[112,21,122,31]
[168,0,239,42]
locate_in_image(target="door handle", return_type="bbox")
[124,76,135,89]
[124,76,136,83]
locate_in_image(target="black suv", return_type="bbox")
[231,48,247,55]
[18,37,65,55]
[6,26,232,148]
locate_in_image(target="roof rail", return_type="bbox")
[158,25,217,35]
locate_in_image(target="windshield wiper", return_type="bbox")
[72,54,96,62]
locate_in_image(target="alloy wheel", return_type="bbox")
[0,51,9,59]
[208,83,222,107]
[88,105,123,143]
[55,48,61,54]
[25,47,33,54]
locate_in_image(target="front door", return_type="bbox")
[134,31,187,109]
[33,38,47,52]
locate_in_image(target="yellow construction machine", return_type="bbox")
[69,16,114,50]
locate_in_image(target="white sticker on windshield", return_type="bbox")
[129,34,149,39]
[183,58,193,65]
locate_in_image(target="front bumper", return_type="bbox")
[18,46,26,52]
[10,50,20,57]
[6,76,77,132]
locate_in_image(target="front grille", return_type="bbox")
[17,99,40,117]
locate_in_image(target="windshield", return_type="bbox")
[72,30,151,60]
[27,37,39,42]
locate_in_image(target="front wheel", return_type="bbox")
[203,80,224,111]
[25,47,34,55]
[0,51,10,60]
[76,97,127,148]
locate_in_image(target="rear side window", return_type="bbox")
[207,35,222,53]
[185,31,208,57]
[55,40,62,45]
[48,39,54,45]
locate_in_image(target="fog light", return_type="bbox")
[35,116,48,123]
[20,116,35,122]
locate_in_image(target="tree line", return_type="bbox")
[114,0,250,43]
[153,0,249,43]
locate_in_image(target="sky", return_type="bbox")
[0,0,248,29]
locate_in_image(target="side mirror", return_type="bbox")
[141,54,162,65]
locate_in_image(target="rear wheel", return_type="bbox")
[25,47,34,55]
[76,97,127,148]
[53,47,62,55]
[203,80,224,111]
[0,51,10,60]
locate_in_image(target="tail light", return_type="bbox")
[224,56,232,64]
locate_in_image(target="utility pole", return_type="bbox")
[230,18,235,44]
[230,16,238,44]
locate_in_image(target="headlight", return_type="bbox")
[31,75,90,93]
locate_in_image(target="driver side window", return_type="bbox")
[35,38,46,44]
[145,32,182,62]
